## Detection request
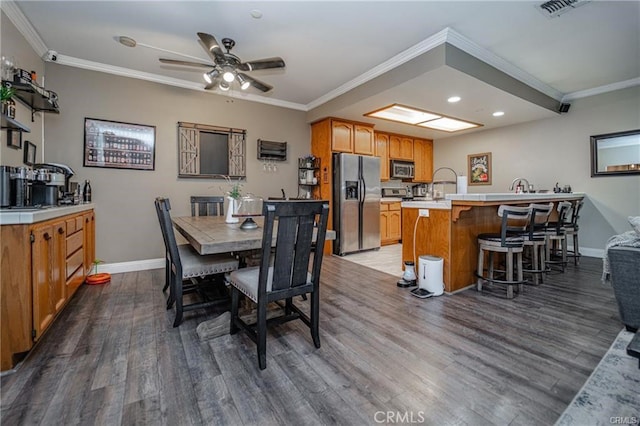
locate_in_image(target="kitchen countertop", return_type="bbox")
[445,192,585,202]
[380,197,405,203]
[401,192,585,210]
[0,204,95,225]
[401,199,452,210]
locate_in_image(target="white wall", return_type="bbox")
[433,86,640,254]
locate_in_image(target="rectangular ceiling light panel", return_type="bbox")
[365,104,441,125]
[417,117,480,132]
[365,103,482,133]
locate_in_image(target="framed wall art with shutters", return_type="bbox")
[177,121,246,178]
[83,118,156,171]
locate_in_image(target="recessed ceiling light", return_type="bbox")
[250,9,263,19]
[447,96,461,103]
[493,111,505,117]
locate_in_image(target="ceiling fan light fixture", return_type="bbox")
[203,69,220,84]
[219,81,230,91]
[222,67,236,83]
[236,74,251,90]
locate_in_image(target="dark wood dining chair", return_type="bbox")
[190,196,225,217]
[227,200,330,369]
[155,197,239,327]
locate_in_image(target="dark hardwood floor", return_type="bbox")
[0,255,622,425]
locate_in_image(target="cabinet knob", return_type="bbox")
[44,232,50,240]
[58,227,64,234]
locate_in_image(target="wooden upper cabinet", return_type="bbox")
[353,125,374,155]
[413,138,434,182]
[389,135,414,160]
[375,132,390,181]
[331,120,354,153]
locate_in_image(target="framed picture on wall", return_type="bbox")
[24,140,36,166]
[7,129,22,149]
[468,152,491,185]
[83,117,156,171]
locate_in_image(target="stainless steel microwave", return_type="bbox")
[390,160,414,179]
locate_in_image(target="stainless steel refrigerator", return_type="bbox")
[333,153,381,256]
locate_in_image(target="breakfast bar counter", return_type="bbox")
[401,193,585,293]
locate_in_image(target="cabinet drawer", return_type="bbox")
[66,216,84,235]
[380,203,389,212]
[66,248,84,280]
[66,230,83,257]
[389,202,401,211]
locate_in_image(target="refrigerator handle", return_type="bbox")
[359,176,365,204]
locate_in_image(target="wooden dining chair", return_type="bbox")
[227,200,330,370]
[155,197,239,327]
[190,196,225,217]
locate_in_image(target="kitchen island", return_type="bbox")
[401,193,584,293]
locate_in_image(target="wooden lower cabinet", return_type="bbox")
[380,202,401,245]
[1,208,95,371]
[31,219,66,339]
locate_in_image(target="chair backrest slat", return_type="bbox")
[497,205,530,247]
[259,200,330,296]
[190,196,225,217]
[155,197,182,273]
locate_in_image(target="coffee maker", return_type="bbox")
[32,163,75,206]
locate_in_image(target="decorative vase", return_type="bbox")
[225,197,239,223]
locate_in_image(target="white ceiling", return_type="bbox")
[4,0,639,139]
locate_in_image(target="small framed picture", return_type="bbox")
[468,152,492,185]
[7,129,22,149]
[24,140,36,166]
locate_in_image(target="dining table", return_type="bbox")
[172,215,336,256]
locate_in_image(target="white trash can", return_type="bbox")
[418,255,444,296]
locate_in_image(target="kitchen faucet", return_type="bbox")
[431,167,458,199]
[509,177,531,193]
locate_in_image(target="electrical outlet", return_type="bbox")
[419,209,429,217]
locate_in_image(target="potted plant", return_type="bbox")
[219,175,243,223]
[85,259,111,285]
[1,84,15,117]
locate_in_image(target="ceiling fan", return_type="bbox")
[159,32,285,93]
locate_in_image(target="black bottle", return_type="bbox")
[83,179,92,203]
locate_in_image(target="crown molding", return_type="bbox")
[1,0,48,57]
[57,55,307,111]
[561,77,640,102]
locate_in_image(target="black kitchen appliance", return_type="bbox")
[33,163,75,205]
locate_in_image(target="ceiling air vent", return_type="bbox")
[537,0,591,18]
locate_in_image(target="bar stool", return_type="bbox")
[476,205,530,299]
[564,199,584,265]
[522,203,553,285]
[545,201,572,273]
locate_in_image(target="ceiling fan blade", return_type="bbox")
[238,57,285,71]
[159,58,213,68]
[197,32,226,64]
[238,73,273,92]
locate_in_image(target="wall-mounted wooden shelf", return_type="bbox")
[2,79,59,122]
[1,113,31,132]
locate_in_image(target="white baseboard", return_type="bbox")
[100,258,164,274]
[98,247,604,276]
